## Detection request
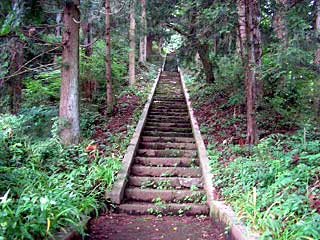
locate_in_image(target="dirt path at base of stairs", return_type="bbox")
[87,213,225,240]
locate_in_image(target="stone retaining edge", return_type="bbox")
[107,61,165,204]
[178,67,259,240]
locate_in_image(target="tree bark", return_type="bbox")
[197,44,215,83]
[8,37,24,114]
[59,0,80,145]
[315,0,320,65]
[243,0,262,145]
[146,34,153,59]
[236,0,246,57]
[139,0,147,64]
[273,0,288,45]
[129,0,136,85]
[56,12,62,38]
[315,0,320,117]
[105,0,113,111]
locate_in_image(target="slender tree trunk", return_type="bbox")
[59,0,80,145]
[273,0,288,45]
[244,0,262,145]
[56,12,62,38]
[236,0,246,58]
[128,0,136,85]
[146,34,153,60]
[158,36,163,55]
[81,20,93,57]
[105,0,113,111]
[315,0,320,65]
[8,38,24,114]
[315,0,320,117]
[81,7,95,101]
[139,0,147,64]
[197,44,215,83]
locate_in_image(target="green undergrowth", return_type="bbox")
[184,69,320,239]
[208,131,320,240]
[0,113,121,239]
[0,64,158,239]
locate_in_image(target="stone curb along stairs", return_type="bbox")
[107,61,260,240]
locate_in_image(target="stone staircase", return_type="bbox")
[117,71,209,216]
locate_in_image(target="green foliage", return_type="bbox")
[261,43,317,124]
[208,132,320,239]
[80,38,128,100]
[0,111,122,239]
[23,70,61,106]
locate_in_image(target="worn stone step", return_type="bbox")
[140,142,196,150]
[149,108,187,113]
[137,149,197,158]
[146,118,190,124]
[147,115,190,121]
[131,166,201,177]
[143,131,193,138]
[134,157,199,167]
[118,202,209,216]
[144,126,192,133]
[153,98,185,103]
[141,136,195,143]
[128,176,203,189]
[124,188,206,203]
[152,102,186,107]
[151,105,187,109]
[148,111,188,116]
[146,122,191,128]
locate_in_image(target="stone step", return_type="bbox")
[144,126,192,133]
[147,115,190,121]
[146,118,190,124]
[124,188,206,203]
[128,176,203,189]
[137,149,197,158]
[143,131,193,138]
[140,136,195,143]
[134,157,199,167]
[153,98,185,102]
[151,103,186,107]
[130,165,201,177]
[118,202,209,216]
[146,122,191,128]
[148,111,189,116]
[139,142,196,150]
[149,108,187,113]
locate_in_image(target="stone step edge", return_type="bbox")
[118,202,209,216]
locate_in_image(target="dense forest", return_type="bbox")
[0,0,319,239]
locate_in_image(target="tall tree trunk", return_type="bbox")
[8,37,24,114]
[315,0,320,65]
[236,0,246,58]
[139,0,147,64]
[81,20,93,57]
[197,44,215,83]
[59,0,80,145]
[105,0,113,111]
[158,36,163,55]
[56,12,62,38]
[244,0,262,145]
[81,5,95,101]
[273,0,288,45]
[146,34,153,60]
[315,0,320,117]
[128,0,136,85]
